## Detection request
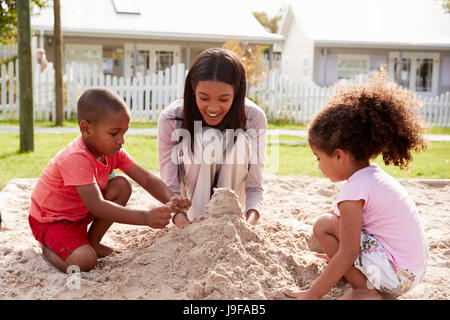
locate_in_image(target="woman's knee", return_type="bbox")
[313,213,339,238]
[65,244,98,272]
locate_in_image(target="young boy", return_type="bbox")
[28,88,191,273]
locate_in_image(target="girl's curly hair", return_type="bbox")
[307,68,429,169]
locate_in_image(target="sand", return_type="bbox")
[0,175,449,300]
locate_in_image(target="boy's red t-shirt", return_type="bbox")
[29,136,135,223]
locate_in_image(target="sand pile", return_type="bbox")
[0,175,449,300]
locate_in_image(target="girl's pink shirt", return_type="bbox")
[333,164,429,271]
[29,136,134,223]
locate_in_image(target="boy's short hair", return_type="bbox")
[77,88,129,124]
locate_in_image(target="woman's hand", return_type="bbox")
[173,211,191,228]
[245,209,260,226]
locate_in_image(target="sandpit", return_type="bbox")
[0,175,449,300]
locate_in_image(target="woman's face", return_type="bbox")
[194,80,234,126]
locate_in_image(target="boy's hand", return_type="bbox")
[167,196,191,212]
[146,205,172,229]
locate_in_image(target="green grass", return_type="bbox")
[265,140,450,179]
[428,127,450,135]
[267,120,306,130]
[0,133,160,190]
[0,118,158,129]
[2,118,449,135]
[1,132,449,191]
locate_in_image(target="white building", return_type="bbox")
[278,0,450,97]
[31,0,283,78]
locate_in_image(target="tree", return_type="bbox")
[222,37,264,86]
[252,11,282,34]
[0,0,47,45]
[252,11,282,71]
[54,0,63,125]
[17,0,33,152]
[443,0,450,12]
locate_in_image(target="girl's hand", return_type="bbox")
[284,289,319,300]
[146,206,172,229]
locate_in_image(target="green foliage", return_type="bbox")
[222,37,265,86]
[0,0,47,45]
[443,0,450,12]
[0,53,16,65]
[252,11,282,34]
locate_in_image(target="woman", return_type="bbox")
[157,48,267,228]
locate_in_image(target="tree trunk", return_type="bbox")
[54,0,64,125]
[17,0,34,152]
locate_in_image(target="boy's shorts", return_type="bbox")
[28,213,94,261]
[354,230,426,297]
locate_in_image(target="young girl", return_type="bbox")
[285,69,429,300]
[157,48,267,227]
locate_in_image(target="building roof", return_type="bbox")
[31,0,284,44]
[281,0,450,49]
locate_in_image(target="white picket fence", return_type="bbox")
[64,63,186,122]
[249,69,450,127]
[248,69,334,123]
[1,62,450,127]
[0,43,18,61]
[0,61,185,122]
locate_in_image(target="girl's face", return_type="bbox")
[194,80,234,126]
[310,145,346,182]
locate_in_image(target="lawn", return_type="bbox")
[265,136,450,179]
[1,118,449,135]
[1,131,449,191]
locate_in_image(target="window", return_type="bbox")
[302,55,309,78]
[156,51,174,72]
[393,57,411,88]
[415,58,433,92]
[131,50,150,76]
[337,54,370,80]
[124,44,180,78]
[65,44,102,70]
[389,52,439,97]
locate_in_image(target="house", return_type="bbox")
[31,0,283,78]
[278,0,450,97]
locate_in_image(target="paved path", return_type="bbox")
[0,126,449,142]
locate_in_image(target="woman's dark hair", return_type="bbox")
[183,48,247,148]
[307,68,429,169]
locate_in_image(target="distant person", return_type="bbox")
[28,88,191,273]
[285,68,429,300]
[36,48,48,72]
[157,48,267,228]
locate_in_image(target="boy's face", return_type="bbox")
[81,109,130,159]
